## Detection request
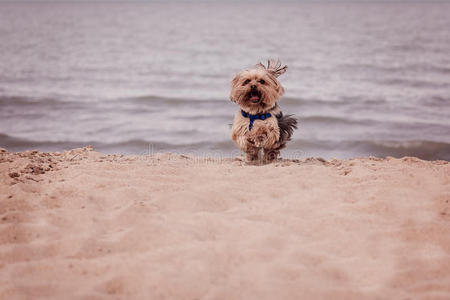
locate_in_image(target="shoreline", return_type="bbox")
[1,147,449,299]
[2,134,450,162]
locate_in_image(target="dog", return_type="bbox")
[230,59,297,162]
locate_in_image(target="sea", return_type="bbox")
[0,1,449,160]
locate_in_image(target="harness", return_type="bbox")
[241,110,272,131]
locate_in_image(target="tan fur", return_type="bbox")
[230,61,287,162]
[230,69,284,115]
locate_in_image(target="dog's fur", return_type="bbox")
[230,59,297,162]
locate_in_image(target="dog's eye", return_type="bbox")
[259,79,265,84]
[243,79,251,85]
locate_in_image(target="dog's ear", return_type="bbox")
[255,62,266,70]
[229,72,242,102]
[277,81,285,96]
[267,59,287,77]
[267,73,285,96]
[255,59,287,78]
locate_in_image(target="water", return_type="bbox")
[0,2,449,160]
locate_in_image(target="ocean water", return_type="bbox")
[0,2,449,160]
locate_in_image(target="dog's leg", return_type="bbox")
[253,127,268,148]
[263,148,280,162]
[245,140,260,161]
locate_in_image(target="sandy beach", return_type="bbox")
[0,146,449,299]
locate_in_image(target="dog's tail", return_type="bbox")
[255,58,287,78]
[276,112,298,150]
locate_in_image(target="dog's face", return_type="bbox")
[230,68,285,114]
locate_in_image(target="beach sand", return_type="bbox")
[1,146,449,299]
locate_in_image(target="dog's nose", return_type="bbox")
[251,85,257,90]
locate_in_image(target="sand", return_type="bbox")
[0,146,449,299]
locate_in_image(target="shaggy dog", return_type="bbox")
[230,59,297,162]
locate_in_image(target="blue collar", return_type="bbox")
[241,110,272,131]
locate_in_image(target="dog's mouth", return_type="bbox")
[248,90,261,103]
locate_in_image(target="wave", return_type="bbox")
[0,95,62,105]
[360,140,450,161]
[1,133,448,161]
[121,94,369,106]
[0,95,85,109]
[0,133,90,151]
[289,139,450,161]
[337,63,450,75]
[375,78,450,89]
[0,93,391,109]
[0,94,228,108]
[0,133,236,154]
[422,95,450,107]
[299,115,379,126]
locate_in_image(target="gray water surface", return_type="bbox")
[0,2,449,160]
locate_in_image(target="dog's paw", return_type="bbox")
[254,129,268,147]
[246,152,259,162]
[264,149,280,163]
[256,135,266,144]
[246,138,255,145]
